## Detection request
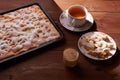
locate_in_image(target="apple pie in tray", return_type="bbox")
[0,3,63,62]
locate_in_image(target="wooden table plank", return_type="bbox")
[54,0,120,12]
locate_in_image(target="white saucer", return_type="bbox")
[59,10,94,32]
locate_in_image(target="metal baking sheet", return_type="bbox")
[0,2,64,63]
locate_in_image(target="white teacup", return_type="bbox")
[67,5,88,28]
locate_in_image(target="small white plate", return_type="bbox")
[78,32,117,60]
[59,10,94,32]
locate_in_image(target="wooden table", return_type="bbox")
[0,0,120,80]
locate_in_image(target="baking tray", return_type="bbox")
[0,2,64,63]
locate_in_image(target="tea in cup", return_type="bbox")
[67,5,88,28]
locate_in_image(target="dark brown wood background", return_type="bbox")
[0,0,120,80]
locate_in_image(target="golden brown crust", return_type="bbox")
[0,5,60,60]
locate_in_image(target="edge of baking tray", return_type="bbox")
[0,2,64,63]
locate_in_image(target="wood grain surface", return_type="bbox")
[0,0,120,80]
